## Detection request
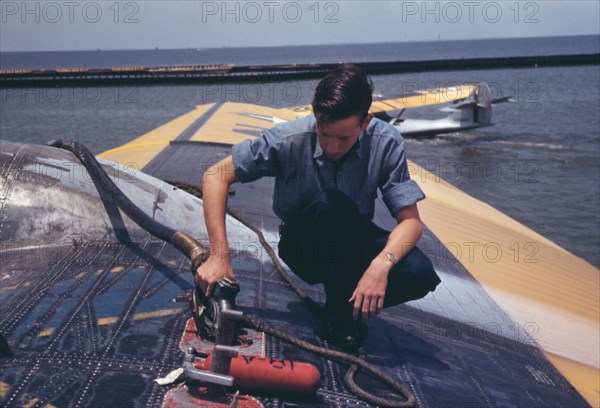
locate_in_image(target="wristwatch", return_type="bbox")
[382,251,397,265]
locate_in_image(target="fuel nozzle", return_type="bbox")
[193,275,241,344]
[213,275,240,306]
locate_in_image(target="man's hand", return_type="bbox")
[198,155,237,298]
[195,255,233,297]
[349,256,391,321]
[348,204,423,321]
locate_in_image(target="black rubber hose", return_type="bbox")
[46,139,208,267]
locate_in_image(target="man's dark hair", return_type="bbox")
[311,63,374,128]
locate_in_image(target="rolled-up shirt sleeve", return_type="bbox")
[379,138,425,217]
[231,126,282,183]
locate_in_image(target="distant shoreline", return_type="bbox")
[1,53,598,88]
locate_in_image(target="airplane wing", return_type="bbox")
[272,84,479,119]
[272,84,477,118]
[370,84,477,113]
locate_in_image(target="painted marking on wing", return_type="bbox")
[22,398,40,408]
[230,113,289,138]
[97,316,118,326]
[175,102,223,141]
[38,328,55,337]
[36,308,186,337]
[0,381,9,396]
[0,383,57,408]
[0,281,32,290]
[237,112,288,124]
[23,397,56,408]
[131,308,185,321]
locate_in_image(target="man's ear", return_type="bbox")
[361,112,374,130]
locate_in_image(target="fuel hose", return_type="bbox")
[46,139,209,268]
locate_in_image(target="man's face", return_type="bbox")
[315,114,372,161]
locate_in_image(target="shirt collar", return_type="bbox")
[312,129,365,160]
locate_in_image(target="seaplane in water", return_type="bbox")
[382,83,512,137]
[0,82,597,408]
[241,83,511,138]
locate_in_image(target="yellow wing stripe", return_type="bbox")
[414,163,599,407]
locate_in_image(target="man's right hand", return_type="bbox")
[195,255,234,297]
[198,155,237,297]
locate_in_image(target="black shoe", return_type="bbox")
[320,321,361,353]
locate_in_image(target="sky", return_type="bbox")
[1,1,599,51]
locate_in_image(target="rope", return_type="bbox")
[242,315,415,408]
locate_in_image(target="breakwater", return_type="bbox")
[1,54,597,87]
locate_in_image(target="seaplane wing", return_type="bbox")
[1,97,597,408]
[284,84,478,118]
[371,83,478,112]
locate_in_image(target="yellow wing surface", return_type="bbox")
[283,84,478,117]
[100,99,599,407]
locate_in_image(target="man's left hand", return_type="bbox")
[349,257,391,321]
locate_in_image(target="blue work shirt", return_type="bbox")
[231,115,425,222]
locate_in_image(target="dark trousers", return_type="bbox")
[278,190,441,324]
